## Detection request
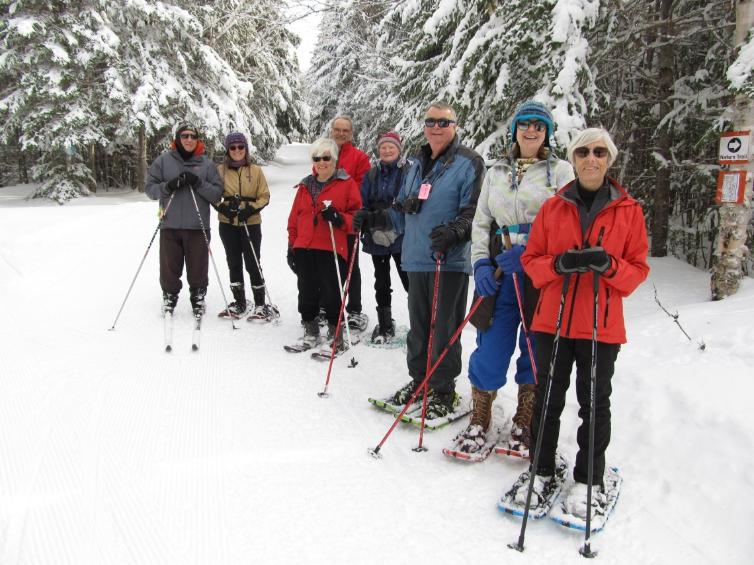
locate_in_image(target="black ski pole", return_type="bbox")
[109,192,175,330]
[241,221,280,322]
[509,273,572,553]
[188,187,237,330]
[580,268,600,559]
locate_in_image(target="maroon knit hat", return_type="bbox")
[377,131,402,152]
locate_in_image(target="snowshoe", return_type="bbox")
[550,467,622,533]
[498,454,568,520]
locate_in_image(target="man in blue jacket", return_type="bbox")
[391,101,485,418]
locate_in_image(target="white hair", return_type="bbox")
[310,138,339,161]
[567,127,619,167]
[330,115,354,131]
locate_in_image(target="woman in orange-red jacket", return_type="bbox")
[286,138,361,352]
[506,127,649,520]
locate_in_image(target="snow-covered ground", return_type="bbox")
[0,144,752,564]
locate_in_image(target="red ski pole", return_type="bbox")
[318,232,360,398]
[369,265,502,458]
[413,255,443,452]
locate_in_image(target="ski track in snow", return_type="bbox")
[0,143,752,564]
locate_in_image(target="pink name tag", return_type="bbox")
[418,183,432,200]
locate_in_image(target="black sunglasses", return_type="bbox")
[424,118,456,129]
[516,120,547,133]
[180,133,198,139]
[312,155,332,162]
[228,144,246,151]
[574,146,609,159]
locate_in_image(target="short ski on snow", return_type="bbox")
[164,312,174,352]
[191,314,202,351]
[497,455,568,520]
[549,466,622,533]
[367,395,471,431]
[443,422,506,462]
[283,343,312,353]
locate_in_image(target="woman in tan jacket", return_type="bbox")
[215,132,275,322]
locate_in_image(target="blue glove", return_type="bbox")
[496,244,525,274]
[473,259,499,297]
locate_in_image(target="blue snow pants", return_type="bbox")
[468,274,535,391]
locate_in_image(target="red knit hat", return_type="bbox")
[377,131,402,152]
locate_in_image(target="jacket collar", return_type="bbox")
[299,167,351,187]
[558,176,627,204]
[419,134,460,165]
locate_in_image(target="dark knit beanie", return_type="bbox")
[510,101,554,146]
[224,132,248,150]
[175,122,199,142]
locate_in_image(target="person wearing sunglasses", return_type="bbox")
[453,101,575,459]
[351,131,411,344]
[145,122,223,318]
[329,115,372,334]
[505,127,649,517]
[286,138,361,353]
[212,131,275,322]
[388,100,485,421]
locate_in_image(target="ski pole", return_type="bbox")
[581,226,605,559]
[580,269,600,558]
[241,221,280,322]
[509,273,572,553]
[413,254,442,452]
[323,201,356,357]
[188,187,237,330]
[501,226,538,383]
[319,235,360,398]
[368,268,500,459]
[109,192,175,330]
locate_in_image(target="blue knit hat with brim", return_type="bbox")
[510,101,554,146]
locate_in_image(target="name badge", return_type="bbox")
[418,183,432,200]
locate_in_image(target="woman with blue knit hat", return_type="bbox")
[214,131,275,322]
[446,100,574,460]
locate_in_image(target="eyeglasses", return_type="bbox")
[424,118,456,129]
[180,133,198,140]
[312,155,332,162]
[228,145,246,151]
[574,146,609,159]
[516,120,547,133]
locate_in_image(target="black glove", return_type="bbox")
[429,224,457,254]
[216,203,237,222]
[237,206,258,223]
[165,177,182,193]
[580,246,612,274]
[321,206,345,227]
[352,209,371,232]
[555,249,585,274]
[179,171,200,187]
[287,248,297,274]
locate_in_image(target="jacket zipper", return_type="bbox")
[603,287,611,328]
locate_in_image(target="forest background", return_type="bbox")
[1,0,753,293]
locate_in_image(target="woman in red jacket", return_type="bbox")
[286,138,361,352]
[506,128,649,519]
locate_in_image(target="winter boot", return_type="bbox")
[563,481,608,519]
[219,282,246,318]
[456,386,498,453]
[326,322,347,353]
[509,383,536,453]
[248,304,278,323]
[371,306,396,343]
[513,473,555,508]
[392,380,425,406]
[425,390,460,420]
[347,310,369,332]
[162,291,178,316]
[302,319,320,349]
[189,287,207,318]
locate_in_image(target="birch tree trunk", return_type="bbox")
[711,0,754,300]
